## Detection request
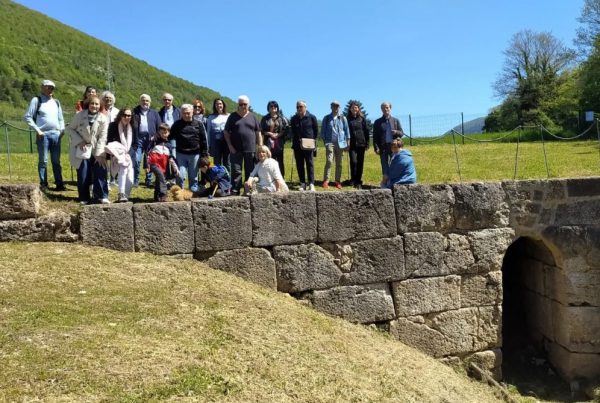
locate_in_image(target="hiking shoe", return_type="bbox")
[79,200,89,205]
[308,183,315,192]
[55,184,67,191]
[117,193,128,203]
[298,183,306,191]
[335,182,342,189]
[322,180,329,189]
[100,198,110,204]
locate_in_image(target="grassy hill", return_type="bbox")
[0,0,235,118]
[0,242,504,402]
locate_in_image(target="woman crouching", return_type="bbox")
[244,145,288,194]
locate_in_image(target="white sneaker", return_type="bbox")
[308,184,315,192]
[100,198,110,204]
[299,183,306,191]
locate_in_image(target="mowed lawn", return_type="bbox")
[0,139,599,207]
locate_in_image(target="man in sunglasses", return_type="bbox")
[224,95,262,194]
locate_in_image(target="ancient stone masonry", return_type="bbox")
[2,177,599,383]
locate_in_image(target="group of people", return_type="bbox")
[25,79,416,204]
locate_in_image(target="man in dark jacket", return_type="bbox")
[169,104,208,192]
[290,100,319,191]
[132,93,162,186]
[372,101,404,180]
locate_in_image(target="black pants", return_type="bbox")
[230,151,255,192]
[349,147,366,185]
[272,149,285,177]
[150,164,167,201]
[293,148,314,185]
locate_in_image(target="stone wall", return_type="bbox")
[3,178,599,383]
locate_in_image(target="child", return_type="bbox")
[198,157,232,197]
[381,138,416,189]
[146,123,179,201]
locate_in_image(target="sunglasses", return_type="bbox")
[238,103,248,106]
[123,114,132,118]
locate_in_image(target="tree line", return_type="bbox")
[484,0,600,134]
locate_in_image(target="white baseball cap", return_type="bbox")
[42,80,56,88]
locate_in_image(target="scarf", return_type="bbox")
[119,123,133,151]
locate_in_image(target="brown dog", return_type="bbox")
[169,185,194,201]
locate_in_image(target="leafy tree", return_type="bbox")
[342,99,373,132]
[575,0,600,57]
[490,30,576,129]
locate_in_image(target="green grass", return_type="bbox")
[1,124,599,212]
[0,242,505,402]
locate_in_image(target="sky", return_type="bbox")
[14,0,583,123]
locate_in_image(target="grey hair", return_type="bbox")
[381,101,392,109]
[162,92,173,101]
[238,95,250,105]
[296,100,307,107]
[101,91,115,103]
[180,103,193,112]
[139,93,151,101]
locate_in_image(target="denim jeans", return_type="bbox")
[176,152,200,192]
[77,156,108,202]
[36,131,63,187]
[134,133,153,185]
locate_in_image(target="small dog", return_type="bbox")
[169,185,194,201]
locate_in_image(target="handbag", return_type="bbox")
[75,144,92,159]
[300,138,316,151]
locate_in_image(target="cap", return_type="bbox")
[330,100,340,107]
[42,80,56,88]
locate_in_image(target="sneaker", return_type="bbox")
[79,200,88,205]
[100,198,110,204]
[40,184,48,192]
[298,183,306,191]
[336,182,342,189]
[322,180,329,189]
[133,182,139,188]
[355,184,363,190]
[55,184,67,191]
[308,184,315,192]
[117,193,128,203]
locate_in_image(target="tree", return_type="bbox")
[575,0,600,58]
[491,30,575,128]
[342,99,372,132]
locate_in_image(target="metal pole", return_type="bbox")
[5,124,12,181]
[540,125,550,178]
[461,112,465,145]
[408,114,412,146]
[513,126,521,180]
[451,129,462,182]
[29,129,33,153]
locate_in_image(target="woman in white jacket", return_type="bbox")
[244,145,288,194]
[67,95,109,204]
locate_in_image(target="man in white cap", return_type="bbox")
[321,100,350,189]
[24,79,66,191]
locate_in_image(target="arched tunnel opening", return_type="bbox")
[502,237,574,400]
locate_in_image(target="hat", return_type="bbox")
[42,79,56,88]
[330,100,340,106]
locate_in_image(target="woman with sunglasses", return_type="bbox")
[106,108,138,202]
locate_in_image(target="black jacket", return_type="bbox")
[373,115,404,152]
[348,115,370,149]
[169,119,208,156]
[290,112,318,150]
[107,121,138,151]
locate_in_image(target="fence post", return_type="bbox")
[4,123,12,181]
[461,112,465,145]
[29,129,34,153]
[408,114,412,146]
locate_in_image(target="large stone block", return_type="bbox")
[273,244,342,293]
[327,236,406,285]
[392,275,461,317]
[202,247,276,289]
[452,182,509,230]
[461,271,502,307]
[547,341,600,381]
[80,204,134,251]
[552,302,600,353]
[542,226,600,268]
[566,177,600,197]
[550,268,600,307]
[193,197,252,252]
[389,306,501,357]
[0,184,42,220]
[133,202,194,254]
[404,232,475,277]
[250,192,317,246]
[0,211,77,242]
[554,200,600,225]
[309,283,396,324]
[393,184,455,233]
[316,189,396,242]
[468,228,515,273]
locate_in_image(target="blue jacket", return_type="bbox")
[132,105,162,138]
[158,106,181,127]
[386,149,416,187]
[321,113,350,148]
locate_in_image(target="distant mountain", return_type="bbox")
[0,0,235,118]
[449,117,486,134]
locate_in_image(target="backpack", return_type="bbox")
[33,96,61,123]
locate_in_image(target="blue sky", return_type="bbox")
[15,0,582,123]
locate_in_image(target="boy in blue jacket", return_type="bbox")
[198,157,232,197]
[381,138,416,188]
